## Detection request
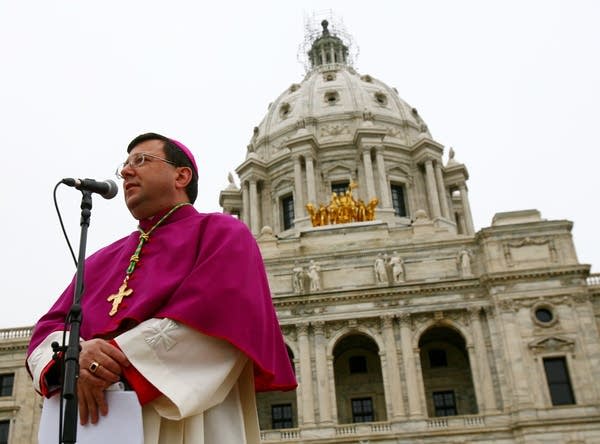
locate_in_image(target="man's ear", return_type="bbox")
[175,166,193,190]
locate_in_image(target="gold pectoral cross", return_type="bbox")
[107,281,133,316]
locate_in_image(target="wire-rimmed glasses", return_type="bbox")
[115,152,176,179]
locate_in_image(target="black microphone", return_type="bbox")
[61,178,119,199]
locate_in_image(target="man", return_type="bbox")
[27,133,297,443]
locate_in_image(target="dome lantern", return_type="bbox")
[307,20,349,69]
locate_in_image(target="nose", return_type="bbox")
[120,161,136,178]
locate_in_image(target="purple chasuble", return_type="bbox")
[28,205,296,392]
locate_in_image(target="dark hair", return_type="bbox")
[127,132,198,204]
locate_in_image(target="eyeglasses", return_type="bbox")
[115,152,176,179]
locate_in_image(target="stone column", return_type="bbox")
[241,181,250,228]
[381,315,405,419]
[375,146,392,208]
[313,321,332,424]
[361,148,377,200]
[293,155,305,215]
[434,161,450,218]
[330,44,336,64]
[305,157,317,205]
[424,159,441,219]
[320,47,326,66]
[249,179,259,235]
[297,323,315,425]
[469,307,497,412]
[500,302,533,408]
[399,313,422,417]
[459,183,475,234]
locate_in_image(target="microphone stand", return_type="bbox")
[52,190,93,443]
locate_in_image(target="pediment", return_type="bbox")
[528,336,575,354]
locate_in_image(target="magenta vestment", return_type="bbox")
[28,205,296,392]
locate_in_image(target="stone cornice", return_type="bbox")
[272,276,483,309]
[476,220,574,239]
[480,265,590,285]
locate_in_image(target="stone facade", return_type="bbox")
[222,20,600,444]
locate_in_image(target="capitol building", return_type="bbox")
[1,18,600,444]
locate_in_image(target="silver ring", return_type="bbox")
[89,361,101,374]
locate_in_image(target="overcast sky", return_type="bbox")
[0,1,598,328]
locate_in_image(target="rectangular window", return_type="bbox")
[0,374,14,397]
[351,397,374,423]
[543,357,576,405]
[433,390,457,417]
[331,181,350,196]
[0,420,8,444]
[390,184,407,217]
[271,403,293,429]
[281,194,294,230]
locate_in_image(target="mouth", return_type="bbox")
[124,182,139,191]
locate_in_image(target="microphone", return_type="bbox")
[61,178,119,199]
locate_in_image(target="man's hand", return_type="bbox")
[78,338,130,425]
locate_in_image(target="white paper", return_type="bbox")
[38,385,143,444]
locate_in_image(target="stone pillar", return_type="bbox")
[249,179,259,235]
[320,47,326,66]
[500,303,533,408]
[297,323,315,425]
[361,148,377,200]
[469,307,497,412]
[293,155,305,215]
[434,161,450,218]
[381,315,405,419]
[375,146,392,208]
[313,322,332,424]
[424,159,441,219]
[241,181,250,228]
[459,183,475,234]
[399,313,422,417]
[330,44,336,64]
[305,156,317,205]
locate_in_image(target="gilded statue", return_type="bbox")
[306,182,378,227]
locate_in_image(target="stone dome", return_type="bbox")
[247,21,431,163]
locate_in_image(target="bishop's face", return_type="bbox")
[120,139,181,220]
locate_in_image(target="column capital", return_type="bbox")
[468,305,486,318]
[313,320,326,336]
[380,314,395,328]
[297,322,310,336]
[398,312,411,327]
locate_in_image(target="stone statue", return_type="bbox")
[292,263,305,294]
[308,260,321,292]
[458,249,472,276]
[374,253,388,284]
[389,252,405,283]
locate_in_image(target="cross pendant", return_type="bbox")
[107,282,133,316]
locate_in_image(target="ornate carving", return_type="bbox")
[313,321,326,336]
[297,323,309,336]
[528,336,575,355]
[498,299,516,312]
[381,314,395,329]
[320,123,350,137]
[398,312,411,328]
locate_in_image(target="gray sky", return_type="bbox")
[1,1,598,328]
